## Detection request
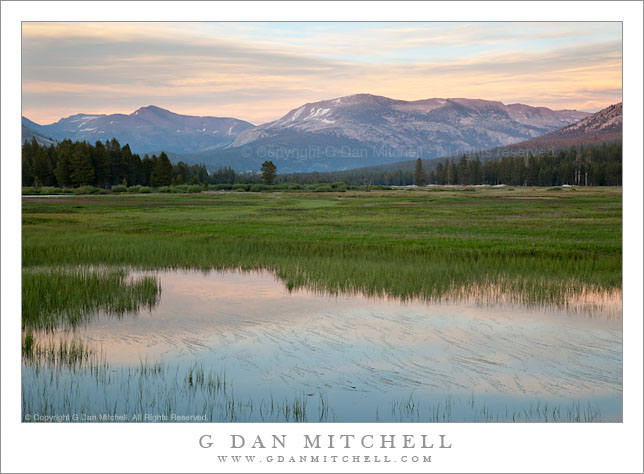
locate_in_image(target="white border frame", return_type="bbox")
[2,2,642,473]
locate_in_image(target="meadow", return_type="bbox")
[22,186,622,314]
[21,185,622,422]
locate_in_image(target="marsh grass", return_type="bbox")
[21,358,318,422]
[22,188,621,312]
[20,188,621,423]
[21,358,611,422]
[22,267,160,331]
[22,331,106,370]
[391,394,605,423]
[425,280,622,318]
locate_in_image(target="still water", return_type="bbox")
[22,269,622,422]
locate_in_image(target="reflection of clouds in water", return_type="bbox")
[61,269,623,405]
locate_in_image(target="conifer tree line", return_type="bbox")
[23,138,214,188]
[23,138,621,188]
[425,142,621,186]
[279,142,622,187]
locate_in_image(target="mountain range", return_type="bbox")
[231,94,588,149]
[335,102,623,176]
[23,94,600,172]
[22,106,254,154]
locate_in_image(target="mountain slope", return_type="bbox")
[22,106,255,155]
[326,102,623,177]
[232,94,588,152]
[210,94,589,172]
[502,102,622,151]
[22,95,592,173]
[22,124,58,147]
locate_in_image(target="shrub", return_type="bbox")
[127,185,142,193]
[313,184,333,192]
[111,185,127,193]
[329,182,347,192]
[138,186,152,193]
[41,187,64,195]
[212,184,233,191]
[73,186,100,195]
[274,183,303,191]
[250,184,270,192]
[157,186,172,193]
[187,185,203,193]
[173,184,189,193]
[232,184,250,192]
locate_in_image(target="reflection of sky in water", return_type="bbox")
[31,269,622,421]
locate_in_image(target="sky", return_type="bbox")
[22,22,622,125]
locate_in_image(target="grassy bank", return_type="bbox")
[22,267,160,330]
[22,186,622,311]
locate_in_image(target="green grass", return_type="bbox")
[22,332,105,369]
[22,187,621,312]
[20,186,621,423]
[22,267,160,330]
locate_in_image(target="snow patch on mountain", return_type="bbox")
[230,93,591,152]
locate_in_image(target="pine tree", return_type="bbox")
[435,162,445,185]
[469,156,483,185]
[141,155,154,186]
[107,138,123,185]
[261,161,277,185]
[413,158,426,186]
[150,152,173,187]
[92,141,109,187]
[22,139,36,186]
[121,144,136,185]
[70,142,95,186]
[32,145,54,187]
[457,154,469,185]
[449,161,458,185]
[54,140,74,187]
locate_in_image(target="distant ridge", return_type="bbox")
[21,106,255,155]
[180,93,591,172]
[315,102,623,177]
[22,124,57,147]
[22,94,594,172]
[501,102,622,151]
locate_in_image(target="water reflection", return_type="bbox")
[23,269,622,422]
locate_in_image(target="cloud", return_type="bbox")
[22,22,622,124]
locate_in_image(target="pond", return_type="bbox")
[22,269,622,422]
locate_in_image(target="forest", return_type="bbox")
[280,143,622,187]
[22,138,622,189]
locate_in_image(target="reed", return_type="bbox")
[21,358,613,422]
[22,331,107,371]
[22,267,161,330]
[22,187,621,313]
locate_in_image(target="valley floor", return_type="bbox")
[21,186,623,422]
[22,186,622,310]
